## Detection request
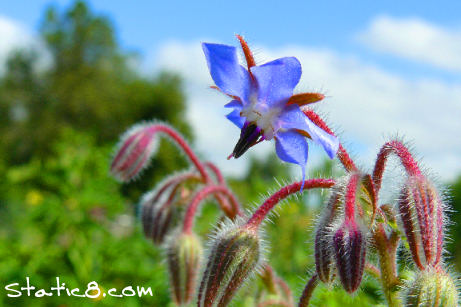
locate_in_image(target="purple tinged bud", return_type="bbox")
[140,185,187,245]
[403,268,458,306]
[166,232,203,305]
[110,123,157,182]
[198,220,261,307]
[315,189,343,284]
[332,220,367,293]
[398,175,444,270]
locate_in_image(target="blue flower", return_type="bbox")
[202,37,339,187]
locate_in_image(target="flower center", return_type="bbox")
[241,95,281,140]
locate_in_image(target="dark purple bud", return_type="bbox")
[333,220,367,293]
[398,175,444,269]
[166,232,203,305]
[197,221,261,307]
[140,184,188,245]
[314,182,345,284]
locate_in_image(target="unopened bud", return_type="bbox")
[403,268,458,307]
[398,175,444,269]
[198,220,261,307]
[111,123,157,182]
[315,189,343,284]
[140,185,186,245]
[166,232,203,305]
[333,220,367,293]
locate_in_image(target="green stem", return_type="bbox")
[373,224,402,307]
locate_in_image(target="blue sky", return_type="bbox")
[1,1,460,182]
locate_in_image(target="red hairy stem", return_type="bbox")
[205,161,243,217]
[183,185,240,233]
[245,179,335,229]
[153,173,203,204]
[344,173,361,221]
[303,109,357,172]
[298,274,319,307]
[204,162,225,185]
[147,124,211,181]
[372,140,422,193]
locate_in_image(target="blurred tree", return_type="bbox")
[0,0,191,169]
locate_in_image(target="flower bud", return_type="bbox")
[110,123,157,182]
[398,175,444,269]
[314,190,343,284]
[333,220,367,293]
[198,220,261,307]
[140,185,187,245]
[403,268,458,307]
[166,232,203,305]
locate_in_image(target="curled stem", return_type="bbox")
[303,109,357,172]
[298,274,319,307]
[182,185,240,233]
[372,140,422,194]
[245,179,335,230]
[147,124,211,181]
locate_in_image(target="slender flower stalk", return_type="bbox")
[245,179,336,229]
[372,140,422,193]
[298,274,319,307]
[182,185,241,233]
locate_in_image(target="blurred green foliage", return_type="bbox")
[1,1,460,306]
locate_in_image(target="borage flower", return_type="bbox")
[202,36,339,186]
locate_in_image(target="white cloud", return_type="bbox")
[359,15,461,72]
[150,39,461,182]
[0,15,49,74]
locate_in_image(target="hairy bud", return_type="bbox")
[140,184,189,244]
[315,188,343,284]
[398,175,444,269]
[333,220,367,293]
[110,123,157,182]
[166,232,203,305]
[198,221,261,307]
[403,268,458,306]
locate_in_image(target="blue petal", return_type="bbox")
[226,109,245,128]
[224,99,243,109]
[250,57,301,108]
[202,43,250,103]
[277,105,339,159]
[275,130,308,190]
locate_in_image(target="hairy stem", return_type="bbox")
[372,224,402,307]
[182,185,240,233]
[245,179,335,230]
[344,173,360,221]
[303,109,357,172]
[372,140,422,194]
[298,274,319,307]
[147,124,211,181]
